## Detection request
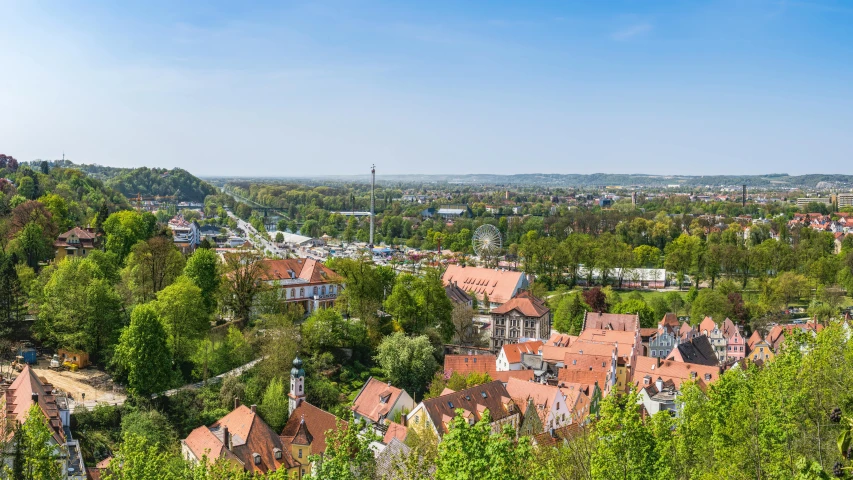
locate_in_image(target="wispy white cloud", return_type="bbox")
[611,23,652,41]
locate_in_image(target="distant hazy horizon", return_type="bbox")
[3,1,852,176]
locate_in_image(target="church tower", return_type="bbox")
[289,356,305,413]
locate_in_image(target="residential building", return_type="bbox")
[666,335,720,367]
[560,348,618,394]
[169,215,201,252]
[258,258,340,313]
[505,378,589,436]
[351,378,415,429]
[182,357,339,479]
[723,319,746,362]
[0,365,86,479]
[638,378,679,416]
[699,317,728,362]
[631,356,720,390]
[497,340,544,371]
[441,265,528,309]
[839,193,853,208]
[490,291,551,352]
[406,381,521,439]
[53,227,99,262]
[667,335,719,367]
[679,323,700,342]
[648,313,682,360]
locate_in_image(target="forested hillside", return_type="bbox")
[38,160,217,202]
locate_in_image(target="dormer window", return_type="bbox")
[274,448,282,460]
[253,453,261,465]
[448,401,454,408]
[481,392,488,399]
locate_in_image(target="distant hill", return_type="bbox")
[44,161,217,202]
[204,172,853,189]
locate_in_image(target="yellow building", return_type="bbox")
[53,227,99,262]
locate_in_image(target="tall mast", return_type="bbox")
[370,164,375,246]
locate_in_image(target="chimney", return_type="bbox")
[223,426,231,450]
[655,378,663,392]
[250,404,257,413]
[234,397,240,409]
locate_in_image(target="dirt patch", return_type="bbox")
[28,358,126,409]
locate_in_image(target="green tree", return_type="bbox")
[34,257,123,359]
[552,292,589,335]
[15,404,61,480]
[121,235,186,303]
[102,210,156,264]
[305,415,376,480]
[17,176,36,200]
[154,276,209,363]
[259,377,289,432]
[611,299,656,328]
[435,410,536,480]
[112,303,173,396]
[12,221,50,269]
[665,233,700,290]
[37,193,71,230]
[0,250,27,336]
[220,247,267,322]
[102,434,186,480]
[120,409,177,451]
[375,333,438,400]
[690,288,731,323]
[590,391,659,479]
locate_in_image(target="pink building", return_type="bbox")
[722,318,746,361]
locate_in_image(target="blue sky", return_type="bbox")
[2,0,852,176]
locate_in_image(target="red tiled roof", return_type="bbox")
[562,354,614,373]
[258,258,339,285]
[3,365,65,444]
[557,369,608,391]
[631,356,720,389]
[546,333,576,347]
[583,312,639,332]
[501,340,544,364]
[442,265,525,305]
[491,291,549,317]
[659,313,680,330]
[351,377,405,423]
[282,401,342,457]
[541,345,572,364]
[184,405,286,474]
[383,422,408,444]
[443,354,535,383]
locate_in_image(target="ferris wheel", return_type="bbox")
[472,224,502,258]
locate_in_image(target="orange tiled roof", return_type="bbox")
[3,365,65,444]
[501,340,544,364]
[442,354,535,383]
[583,312,639,332]
[258,258,339,285]
[557,369,608,391]
[546,333,576,347]
[442,265,525,305]
[562,353,614,373]
[351,377,405,423]
[491,291,549,317]
[383,422,408,444]
[281,401,341,457]
[631,356,720,389]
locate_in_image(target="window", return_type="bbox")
[274,448,282,460]
[321,286,326,295]
[651,350,656,357]
[448,401,454,408]
[313,286,318,295]
[300,288,304,297]
[481,392,488,398]
[298,449,302,459]
[253,454,261,465]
